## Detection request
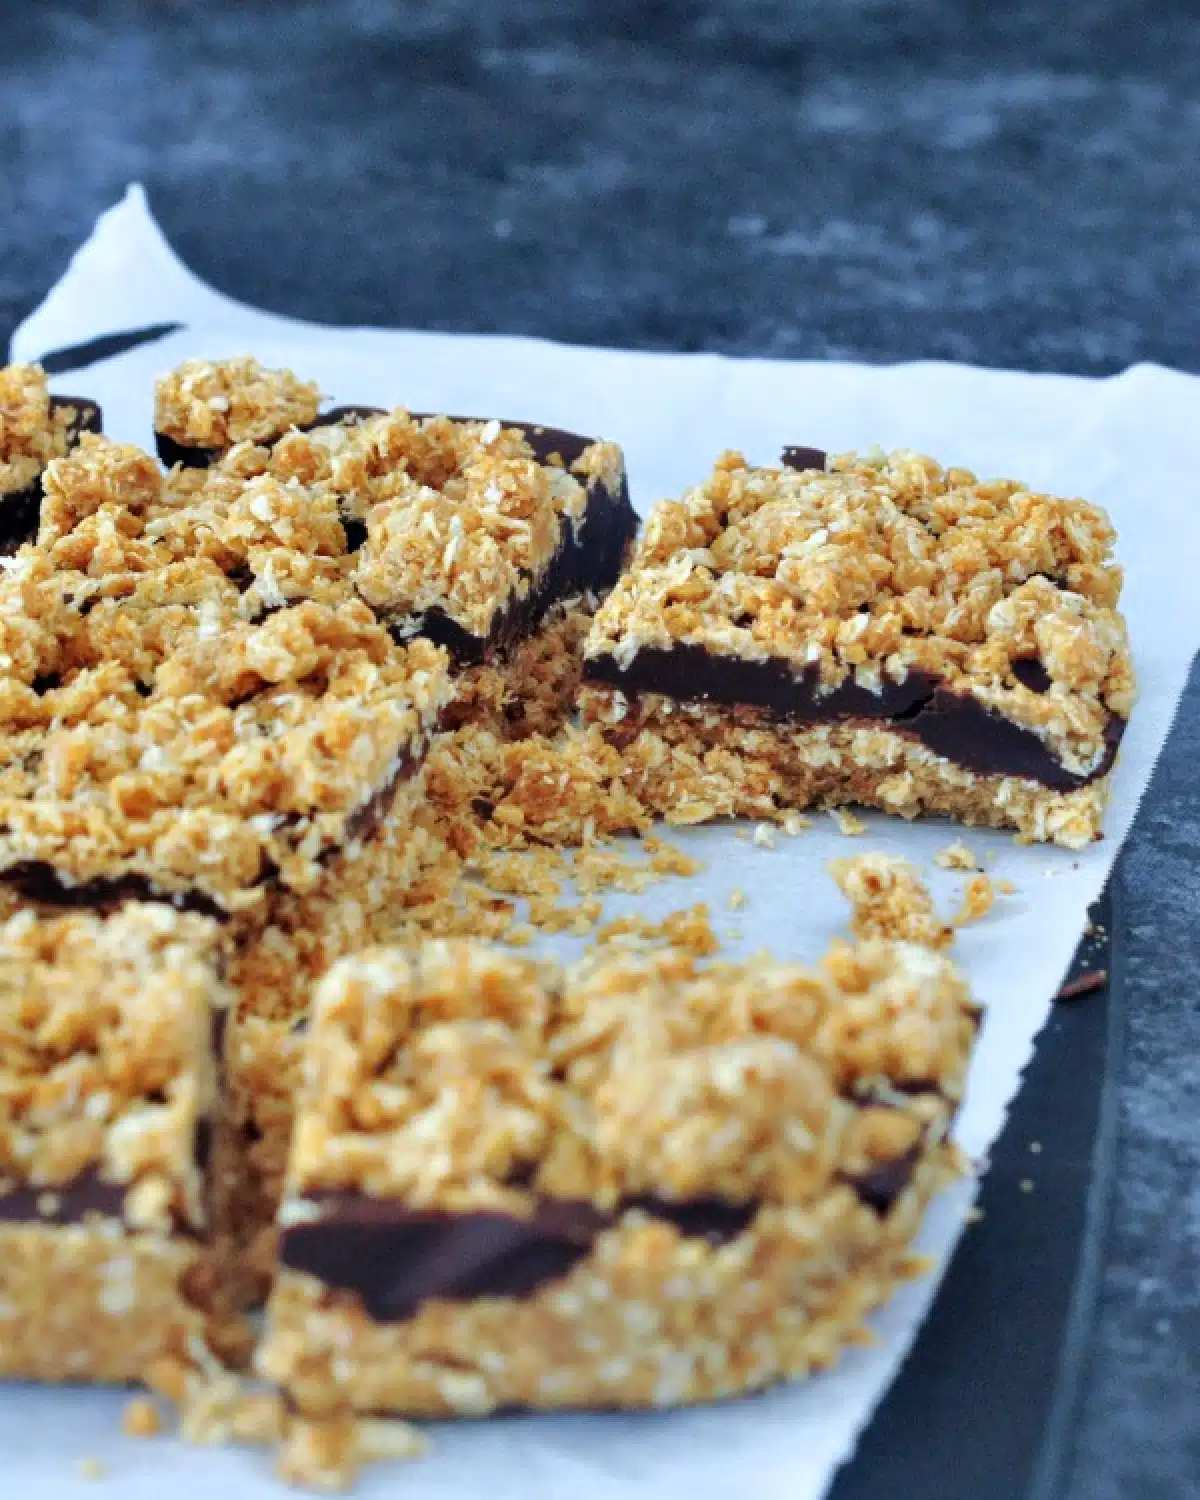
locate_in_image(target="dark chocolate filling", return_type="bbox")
[279,1146,924,1324]
[839,1144,925,1215]
[279,1192,758,1322]
[0,396,104,554]
[583,643,1124,791]
[0,864,230,921]
[781,445,827,473]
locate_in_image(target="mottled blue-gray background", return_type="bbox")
[2,3,1197,1496]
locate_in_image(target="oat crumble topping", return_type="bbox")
[287,937,977,1213]
[0,364,82,499]
[154,358,321,451]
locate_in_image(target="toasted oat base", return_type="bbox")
[0,1222,211,1384]
[580,686,1111,849]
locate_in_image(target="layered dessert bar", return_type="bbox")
[0,363,101,551]
[153,356,321,469]
[258,937,977,1417]
[155,359,636,731]
[581,448,1134,847]
[0,435,451,917]
[0,904,227,1383]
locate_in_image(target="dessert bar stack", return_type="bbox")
[0,353,1134,1477]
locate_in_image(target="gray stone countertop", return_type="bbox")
[2,3,1198,1495]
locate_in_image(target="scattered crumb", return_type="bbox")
[782,811,810,836]
[954,872,996,926]
[644,836,704,878]
[829,851,953,949]
[277,1412,428,1492]
[78,1458,108,1481]
[995,878,1016,895]
[935,841,979,871]
[122,1396,162,1439]
[1020,1178,1035,1194]
[144,1352,286,1449]
[1029,1141,1043,1155]
[752,822,776,849]
[505,924,535,948]
[593,904,719,957]
[832,808,867,836]
[727,888,746,911]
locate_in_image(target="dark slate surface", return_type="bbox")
[2,3,1198,1495]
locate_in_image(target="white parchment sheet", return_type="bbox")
[4,186,1199,1498]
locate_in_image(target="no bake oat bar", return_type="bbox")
[582,448,1134,847]
[0,363,102,552]
[258,937,977,1418]
[0,904,227,1383]
[155,358,636,671]
[0,435,452,915]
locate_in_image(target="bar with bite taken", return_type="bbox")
[257,936,977,1418]
[581,447,1134,848]
[0,904,228,1383]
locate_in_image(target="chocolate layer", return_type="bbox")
[0,1118,214,1234]
[583,643,1124,790]
[781,445,827,472]
[280,1192,759,1322]
[840,1145,924,1215]
[0,863,229,922]
[0,396,104,553]
[0,1174,127,1226]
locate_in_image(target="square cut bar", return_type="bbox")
[581,448,1135,848]
[0,363,102,552]
[0,904,227,1383]
[258,937,978,1417]
[0,434,452,917]
[154,357,637,669]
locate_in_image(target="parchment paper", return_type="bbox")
[4,185,1199,1498]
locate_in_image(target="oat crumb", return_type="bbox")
[727,888,746,910]
[752,822,776,849]
[832,808,867,836]
[996,878,1017,895]
[954,872,996,926]
[782,811,811,836]
[829,851,953,949]
[935,841,979,871]
[122,1397,162,1439]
